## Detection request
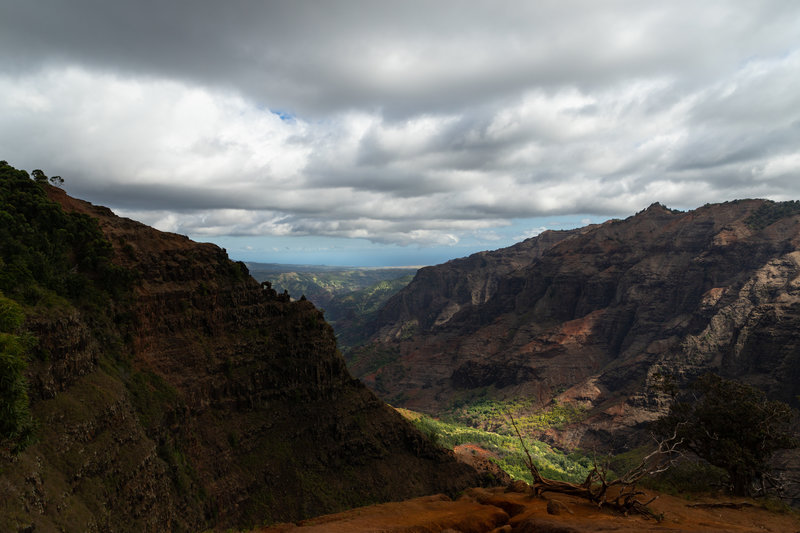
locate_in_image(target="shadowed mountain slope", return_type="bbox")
[0,165,480,532]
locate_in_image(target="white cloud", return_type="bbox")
[514,226,548,241]
[1,2,799,254]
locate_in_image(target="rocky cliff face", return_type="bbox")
[348,200,800,450]
[1,187,481,532]
[370,228,586,337]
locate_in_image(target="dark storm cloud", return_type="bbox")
[1,1,800,247]
[3,1,794,116]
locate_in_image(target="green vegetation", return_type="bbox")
[443,396,586,434]
[406,410,592,484]
[126,370,182,431]
[248,266,416,305]
[327,273,415,347]
[414,397,589,484]
[654,373,799,496]
[158,440,202,497]
[0,160,136,452]
[327,274,414,320]
[745,200,800,230]
[249,263,416,349]
[0,294,35,452]
[444,396,535,431]
[0,161,134,306]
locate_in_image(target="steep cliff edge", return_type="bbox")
[348,201,800,450]
[0,169,480,532]
[369,227,587,338]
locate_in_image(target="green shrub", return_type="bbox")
[443,396,586,435]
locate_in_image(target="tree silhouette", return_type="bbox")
[31,169,47,184]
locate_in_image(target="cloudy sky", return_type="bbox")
[2,1,799,266]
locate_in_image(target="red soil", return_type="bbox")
[258,485,800,533]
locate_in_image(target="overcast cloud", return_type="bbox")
[1,1,799,264]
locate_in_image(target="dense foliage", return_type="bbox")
[654,373,798,496]
[745,200,800,230]
[0,294,35,452]
[0,161,132,305]
[325,274,414,321]
[0,160,134,452]
[328,273,414,347]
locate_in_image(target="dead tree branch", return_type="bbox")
[507,413,683,520]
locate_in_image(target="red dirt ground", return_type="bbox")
[258,484,800,533]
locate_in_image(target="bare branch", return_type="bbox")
[506,411,682,520]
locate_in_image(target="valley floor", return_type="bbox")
[257,484,800,533]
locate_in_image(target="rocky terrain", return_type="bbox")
[0,177,482,532]
[348,200,800,451]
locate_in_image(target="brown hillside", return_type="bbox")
[0,185,482,532]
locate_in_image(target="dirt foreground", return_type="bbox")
[258,484,800,533]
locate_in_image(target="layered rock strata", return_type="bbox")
[1,187,481,532]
